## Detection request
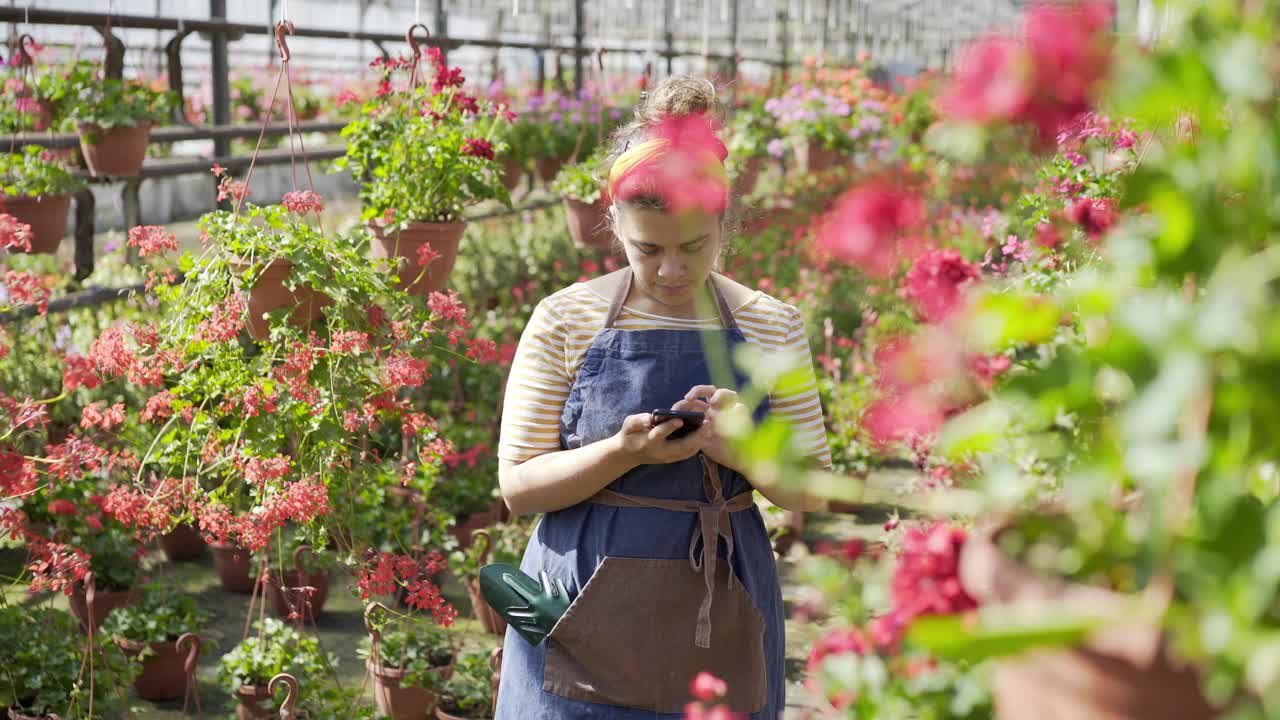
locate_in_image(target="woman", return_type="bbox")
[495,76,833,719]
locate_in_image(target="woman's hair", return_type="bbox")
[604,76,740,262]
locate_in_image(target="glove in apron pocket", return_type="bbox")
[542,555,767,713]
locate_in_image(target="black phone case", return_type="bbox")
[651,409,704,440]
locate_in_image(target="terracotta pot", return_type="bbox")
[367,220,466,296]
[227,257,332,341]
[266,569,331,621]
[68,585,139,634]
[732,155,765,197]
[795,140,844,174]
[499,156,524,193]
[116,634,200,701]
[234,683,278,720]
[0,194,71,254]
[159,523,206,562]
[368,658,452,720]
[77,123,151,177]
[534,156,565,184]
[562,196,613,250]
[958,528,1215,720]
[449,500,507,550]
[210,543,257,594]
[466,576,507,636]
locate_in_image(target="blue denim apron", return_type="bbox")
[495,268,785,719]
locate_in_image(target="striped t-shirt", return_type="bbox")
[498,282,833,468]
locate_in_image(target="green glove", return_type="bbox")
[479,563,573,647]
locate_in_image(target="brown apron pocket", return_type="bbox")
[543,555,766,713]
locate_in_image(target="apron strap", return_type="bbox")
[586,456,751,649]
[603,267,740,331]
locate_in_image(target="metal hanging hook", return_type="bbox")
[406,22,432,63]
[274,20,294,63]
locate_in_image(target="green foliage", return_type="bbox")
[550,146,608,203]
[217,618,334,700]
[357,622,455,691]
[334,81,512,224]
[102,589,208,647]
[437,651,494,717]
[0,145,84,197]
[0,606,132,718]
[726,99,781,166]
[63,61,177,130]
[447,516,536,579]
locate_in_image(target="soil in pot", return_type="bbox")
[68,585,139,634]
[227,257,332,341]
[0,194,71,254]
[266,569,331,622]
[959,527,1216,720]
[367,221,466,297]
[116,635,197,701]
[211,543,257,594]
[159,522,206,562]
[368,658,453,720]
[562,196,613,250]
[78,123,151,177]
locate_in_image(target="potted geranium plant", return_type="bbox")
[217,618,334,719]
[61,523,145,634]
[0,146,82,254]
[335,50,512,296]
[550,145,613,250]
[726,98,779,197]
[765,84,856,173]
[64,61,177,177]
[359,613,457,720]
[102,590,207,701]
[0,606,132,719]
[434,652,495,720]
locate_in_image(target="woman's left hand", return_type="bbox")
[676,384,749,473]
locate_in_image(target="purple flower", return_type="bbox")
[848,127,864,140]
[609,108,622,119]
[766,138,786,158]
[1065,151,1087,166]
[549,112,563,123]
[860,116,883,133]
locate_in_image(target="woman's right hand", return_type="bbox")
[614,411,710,465]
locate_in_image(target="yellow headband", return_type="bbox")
[607,138,729,204]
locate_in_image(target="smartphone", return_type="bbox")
[650,409,705,440]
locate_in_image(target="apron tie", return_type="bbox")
[587,454,752,649]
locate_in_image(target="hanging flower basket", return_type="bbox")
[115,633,201,701]
[1,194,71,254]
[958,527,1215,720]
[210,542,258,594]
[227,257,332,341]
[369,659,454,720]
[562,196,613,250]
[732,155,766,197]
[77,123,151,177]
[367,220,467,297]
[159,522,206,562]
[68,584,139,635]
[535,156,566,184]
[795,140,844,174]
[500,156,524,192]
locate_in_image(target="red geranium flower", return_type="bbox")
[461,137,495,161]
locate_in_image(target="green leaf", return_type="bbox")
[907,612,1097,664]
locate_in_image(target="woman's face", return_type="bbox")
[613,205,722,308]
